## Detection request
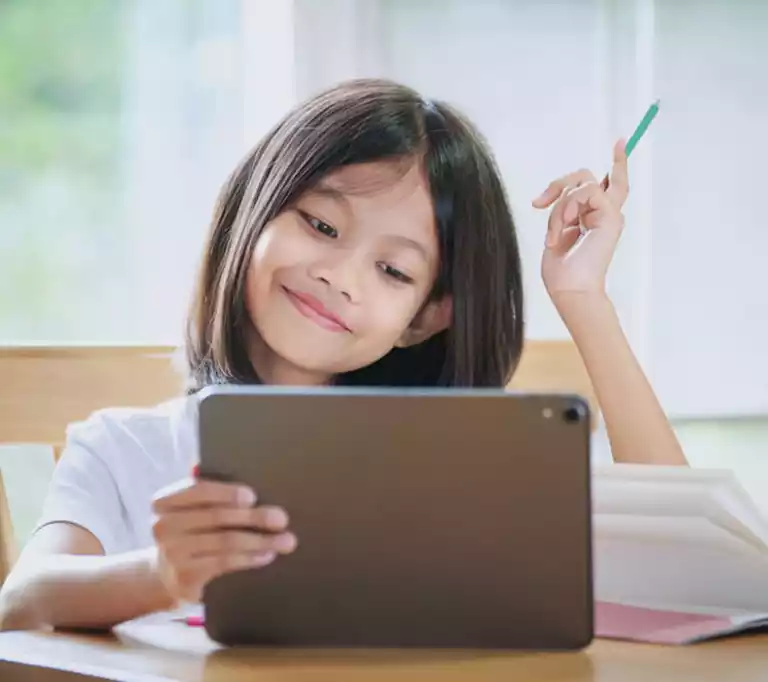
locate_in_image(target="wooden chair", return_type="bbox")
[0,342,596,584]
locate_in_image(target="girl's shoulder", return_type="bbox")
[64,394,199,475]
[37,396,201,554]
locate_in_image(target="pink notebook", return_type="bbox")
[595,601,768,644]
[178,603,768,645]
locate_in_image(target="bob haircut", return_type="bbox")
[185,78,524,390]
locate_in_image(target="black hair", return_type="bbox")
[185,78,524,389]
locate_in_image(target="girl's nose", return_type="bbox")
[310,253,363,303]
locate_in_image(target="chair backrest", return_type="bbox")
[0,342,596,583]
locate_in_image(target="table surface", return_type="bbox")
[0,614,765,682]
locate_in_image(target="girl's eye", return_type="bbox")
[302,212,338,238]
[378,262,413,284]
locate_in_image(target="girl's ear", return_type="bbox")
[395,296,453,348]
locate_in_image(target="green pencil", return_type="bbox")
[601,99,660,189]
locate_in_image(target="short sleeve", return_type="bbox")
[590,422,615,466]
[33,413,130,555]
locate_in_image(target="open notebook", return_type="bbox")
[592,464,768,643]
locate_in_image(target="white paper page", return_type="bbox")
[594,516,768,612]
[593,465,768,548]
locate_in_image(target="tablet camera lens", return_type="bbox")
[562,404,585,424]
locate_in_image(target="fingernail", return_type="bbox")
[253,552,276,566]
[191,464,200,478]
[238,487,256,506]
[276,533,297,553]
[267,508,289,529]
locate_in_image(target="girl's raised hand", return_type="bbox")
[532,140,630,300]
[150,474,296,604]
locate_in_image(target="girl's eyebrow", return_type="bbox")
[305,181,350,206]
[386,235,430,261]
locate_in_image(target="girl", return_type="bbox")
[0,79,686,631]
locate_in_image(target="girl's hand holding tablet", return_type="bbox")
[150,474,296,603]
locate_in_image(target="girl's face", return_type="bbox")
[244,161,449,385]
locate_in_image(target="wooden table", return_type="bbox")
[0,614,765,682]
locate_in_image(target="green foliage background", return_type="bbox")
[0,0,122,338]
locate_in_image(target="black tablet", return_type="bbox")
[198,386,593,650]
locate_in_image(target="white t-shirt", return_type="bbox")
[34,396,199,555]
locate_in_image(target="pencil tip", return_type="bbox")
[654,98,661,107]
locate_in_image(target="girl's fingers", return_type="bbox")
[533,169,597,208]
[549,225,582,255]
[560,182,611,225]
[175,552,278,601]
[162,529,297,564]
[187,530,297,558]
[546,183,617,249]
[152,479,256,513]
[541,142,628,250]
[547,182,600,246]
[561,181,600,226]
[547,189,576,247]
[605,138,629,206]
[538,139,629,209]
[153,505,290,541]
[546,193,566,247]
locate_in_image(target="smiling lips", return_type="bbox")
[282,286,351,333]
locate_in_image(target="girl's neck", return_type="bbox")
[247,328,331,387]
